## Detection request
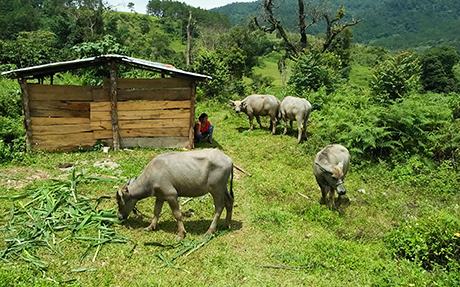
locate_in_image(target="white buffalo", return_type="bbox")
[230,94,281,135]
[313,144,350,209]
[280,96,312,143]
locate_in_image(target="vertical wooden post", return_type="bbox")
[188,81,196,150]
[108,62,120,151]
[18,77,33,150]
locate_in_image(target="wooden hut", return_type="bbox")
[1,55,211,151]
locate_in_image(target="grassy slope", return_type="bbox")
[0,94,457,286]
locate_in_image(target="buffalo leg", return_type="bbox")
[319,185,330,205]
[144,198,164,231]
[224,190,234,229]
[256,115,263,129]
[270,116,277,135]
[297,122,303,143]
[283,117,288,135]
[167,197,186,240]
[328,190,336,210]
[248,115,254,131]
[205,194,225,237]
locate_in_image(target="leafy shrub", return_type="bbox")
[288,51,341,94]
[249,73,274,93]
[386,210,460,271]
[193,49,230,100]
[309,87,392,158]
[0,138,28,165]
[370,51,421,103]
[382,93,452,157]
[420,45,460,93]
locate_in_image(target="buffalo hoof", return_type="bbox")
[174,235,185,241]
[319,197,327,205]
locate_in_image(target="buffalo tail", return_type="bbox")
[230,163,234,198]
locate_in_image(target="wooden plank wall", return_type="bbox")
[27,78,194,151]
[96,78,193,148]
[29,84,103,151]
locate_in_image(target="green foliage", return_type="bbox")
[386,210,460,271]
[420,46,460,93]
[0,31,61,69]
[309,87,392,158]
[249,73,274,93]
[370,51,421,103]
[71,35,128,58]
[288,51,342,94]
[389,156,460,196]
[382,94,452,156]
[308,86,457,161]
[192,49,232,100]
[0,79,25,164]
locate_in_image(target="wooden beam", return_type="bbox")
[18,78,32,150]
[189,82,196,150]
[109,61,120,151]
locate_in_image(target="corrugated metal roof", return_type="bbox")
[1,54,211,81]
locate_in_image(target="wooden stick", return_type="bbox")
[96,174,119,179]
[18,77,32,150]
[256,265,312,270]
[297,192,310,199]
[234,164,252,177]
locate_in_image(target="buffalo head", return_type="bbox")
[315,161,347,195]
[116,178,137,220]
[229,100,245,114]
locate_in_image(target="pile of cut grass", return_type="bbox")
[0,169,129,270]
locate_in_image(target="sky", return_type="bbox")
[106,0,255,14]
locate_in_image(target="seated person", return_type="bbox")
[195,113,213,144]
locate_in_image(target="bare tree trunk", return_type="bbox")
[322,6,362,52]
[186,10,193,66]
[298,0,307,50]
[255,0,362,57]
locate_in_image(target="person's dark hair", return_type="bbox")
[199,113,208,121]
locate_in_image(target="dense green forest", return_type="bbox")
[214,0,460,52]
[0,0,460,284]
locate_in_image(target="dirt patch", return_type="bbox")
[0,168,51,190]
[93,159,120,170]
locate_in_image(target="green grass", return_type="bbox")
[170,40,186,54]
[0,100,458,286]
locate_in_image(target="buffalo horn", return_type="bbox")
[315,162,333,174]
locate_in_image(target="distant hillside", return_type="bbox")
[213,0,460,52]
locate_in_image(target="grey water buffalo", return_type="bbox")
[313,144,350,209]
[280,96,312,143]
[229,94,281,135]
[116,149,234,240]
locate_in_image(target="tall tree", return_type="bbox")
[254,0,362,59]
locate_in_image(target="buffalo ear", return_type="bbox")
[315,162,333,174]
[228,101,235,107]
[338,160,344,169]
